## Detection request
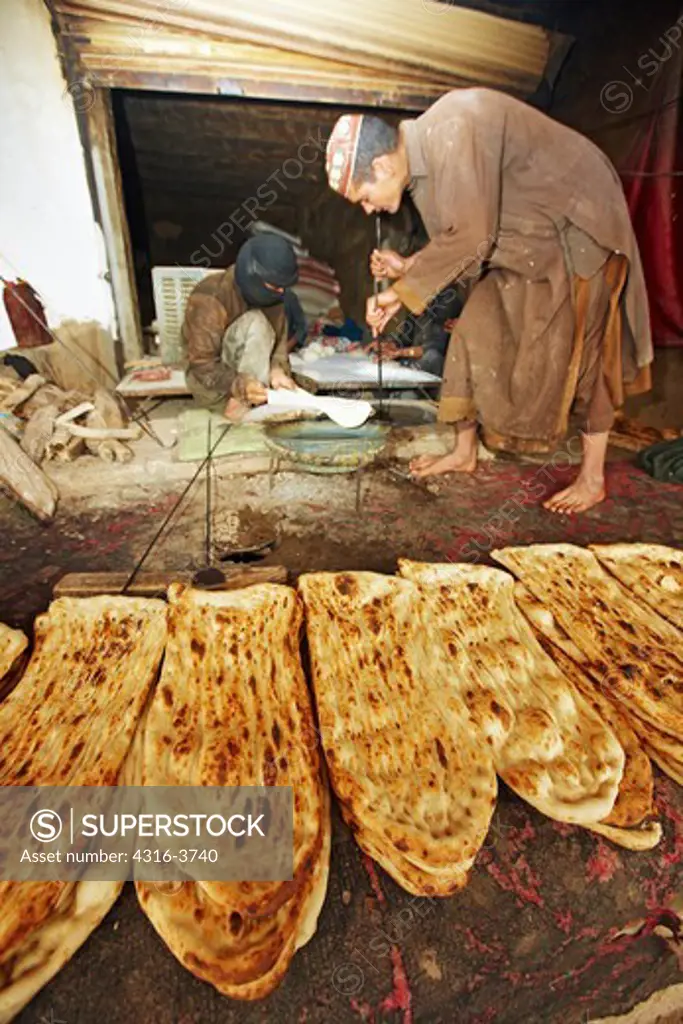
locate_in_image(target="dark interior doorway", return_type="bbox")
[111,91,418,338]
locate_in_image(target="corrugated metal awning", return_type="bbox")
[53,0,567,109]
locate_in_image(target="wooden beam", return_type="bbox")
[76,68,438,110]
[83,89,143,363]
[53,564,288,597]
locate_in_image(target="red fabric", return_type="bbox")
[2,279,51,349]
[620,58,683,346]
[297,257,337,281]
[297,273,340,295]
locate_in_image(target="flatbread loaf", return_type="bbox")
[512,583,661,850]
[590,543,683,630]
[134,583,330,1000]
[0,624,28,703]
[515,576,683,792]
[0,624,27,687]
[623,713,683,786]
[640,743,683,786]
[299,571,497,896]
[0,881,122,1024]
[492,544,683,740]
[0,596,167,1023]
[398,561,624,827]
[513,583,655,830]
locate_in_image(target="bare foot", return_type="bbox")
[410,451,478,478]
[544,475,606,515]
[224,398,248,424]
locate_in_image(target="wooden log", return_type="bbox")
[64,422,141,440]
[90,439,133,463]
[45,426,85,462]
[84,389,136,459]
[54,436,86,462]
[21,404,60,464]
[0,428,58,521]
[1,374,46,413]
[55,401,95,424]
[53,564,288,598]
[92,387,129,428]
[25,387,83,419]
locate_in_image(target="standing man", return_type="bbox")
[325,90,653,514]
[182,235,299,422]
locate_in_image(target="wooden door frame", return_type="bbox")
[81,88,143,364]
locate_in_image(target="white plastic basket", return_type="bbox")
[151,265,212,364]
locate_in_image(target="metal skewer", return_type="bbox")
[205,416,212,567]
[374,214,383,418]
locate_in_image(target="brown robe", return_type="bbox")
[393,89,653,452]
[182,266,290,408]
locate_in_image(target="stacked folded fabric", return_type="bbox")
[294,257,343,325]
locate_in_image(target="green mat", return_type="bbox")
[177,408,271,463]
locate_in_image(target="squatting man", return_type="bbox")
[325,88,653,515]
[182,234,300,422]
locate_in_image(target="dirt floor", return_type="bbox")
[3,439,683,1024]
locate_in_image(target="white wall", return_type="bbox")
[0,0,115,351]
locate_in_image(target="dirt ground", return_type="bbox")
[2,446,683,1024]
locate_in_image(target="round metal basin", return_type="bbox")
[371,399,438,426]
[264,420,389,473]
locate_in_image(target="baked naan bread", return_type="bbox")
[0,624,26,686]
[299,571,497,896]
[399,561,624,827]
[628,715,683,787]
[514,583,660,850]
[0,624,28,703]
[0,596,167,1023]
[590,543,683,630]
[133,583,330,1001]
[0,881,122,1024]
[514,569,683,792]
[492,544,683,740]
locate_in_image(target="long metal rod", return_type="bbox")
[374,214,383,417]
[206,417,212,566]
[121,421,231,593]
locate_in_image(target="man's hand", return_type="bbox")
[269,367,297,391]
[373,343,423,362]
[233,374,267,406]
[370,248,406,280]
[366,289,402,337]
[371,341,402,361]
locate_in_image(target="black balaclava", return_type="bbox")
[234,235,299,308]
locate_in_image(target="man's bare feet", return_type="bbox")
[224,397,248,423]
[411,424,479,478]
[410,450,478,478]
[544,475,606,515]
